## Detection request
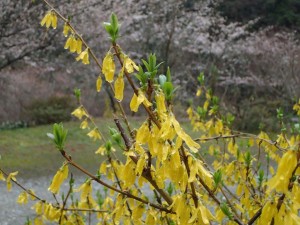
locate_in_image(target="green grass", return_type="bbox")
[1,114,268,181]
[0,117,195,178]
[0,118,139,178]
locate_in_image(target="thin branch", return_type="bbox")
[180,146,198,208]
[247,208,262,225]
[194,131,287,151]
[62,208,108,213]
[0,168,45,203]
[114,117,131,150]
[59,173,74,224]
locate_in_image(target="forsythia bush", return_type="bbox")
[1,1,300,225]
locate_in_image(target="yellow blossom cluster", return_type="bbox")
[40,11,57,29]
[41,11,89,65]
[71,105,102,141]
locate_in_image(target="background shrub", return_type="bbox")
[26,95,75,125]
[218,0,300,30]
[0,120,28,130]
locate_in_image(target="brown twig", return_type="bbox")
[180,146,198,208]
[194,131,288,152]
[114,117,131,150]
[247,208,262,225]
[0,168,45,202]
[59,173,74,224]
[61,208,108,213]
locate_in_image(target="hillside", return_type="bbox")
[1,0,299,130]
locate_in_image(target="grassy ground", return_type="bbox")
[2,115,274,181]
[0,117,195,178]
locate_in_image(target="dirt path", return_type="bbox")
[0,176,91,224]
[0,176,154,224]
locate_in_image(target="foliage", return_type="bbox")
[1,1,300,225]
[2,0,299,128]
[26,95,75,125]
[217,0,300,30]
[0,119,134,180]
[0,120,28,131]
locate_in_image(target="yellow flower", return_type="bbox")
[187,159,198,183]
[64,36,71,49]
[159,116,176,140]
[51,12,57,29]
[293,99,300,115]
[74,180,92,201]
[130,93,140,112]
[132,204,145,222]
[130,90,152,112]
[95,145,106,155]
[76,39,82,54]
[130,93,138,112]
[114,72,124,101]
[34,217,43,225]
[120,159,136,188]
[87,128,101,141]
[214,119,223,134]
[63,23,71,37]
[64,35,78,53]
[99,162,107,174]
[28,189,36,200]
[145,211,156,224]
[203,100,209,111]
[0,171,5,181]
[155,91,167,118]
[267,150,297,193]
[40,12,51,27]
[71,106,87,120]
[48,164,68,194]
[17,192,28,205]
[44,203,60,221]
[124,56,139,73]
[64,35,72,50]
[260,201,277,224]
[70,36,78,53]
[136,122,150,144]
[171,114,200,152]
[6,171,18,192]
[80,119,89,129]
[135,154,147,176]
[76,48,89,65]
[33,201,44,215]
[227,140,238,155]
[40,11,57,29]
[196,88,202,97]
[102,52,115,82]
[96,75,102,92]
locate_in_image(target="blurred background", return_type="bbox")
[1,0,300,132]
